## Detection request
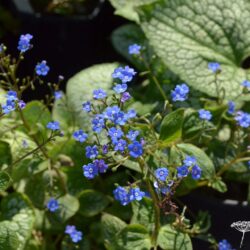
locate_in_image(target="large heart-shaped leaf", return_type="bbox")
[139,0,250,100]
[66,63,119,127]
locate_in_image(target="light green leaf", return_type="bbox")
[176,143,215,178]
[139,0,250,100]
[209,176,227,193]
[0,171,11,192]
[157,225,192,250]
[0,141,12,167]
[78,190,109,217]
[160,109,184,144]
[0,193,35,250]
[66,63,119,127]
[109,0,157,22]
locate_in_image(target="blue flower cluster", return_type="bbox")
[112,66,136,83]
[35,60,50,76]
[198,109,212,121]
[1,90,26,115]
[47,121,60,131]
[17,34,33,53]
[46,198,59,212]
[113,186,145,206]
[83,159,108,179]
[73,130,88,143]
[65,225,83,243]
[171,83,189,102]
[235,111,250,128]
[177,156,202,180]
[218,239,235,250]
[128,44,141,55]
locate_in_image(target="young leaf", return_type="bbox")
[0,171,11,191]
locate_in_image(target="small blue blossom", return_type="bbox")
[108,127,124,142]
[177,165,189,178]
[103,105,120,121]
[155,167,169,182]
[35,60,50,76]
[121,92,131,103]
[114,111,127,126]
[125,109,137,119]
[47,121,60,131]
[183,156,196,167]
[114,139,127,152]
[65,225,76,235]
[235,111,250,128]
[112,66,136,83]
[113,83,127,94]
[128,44,141,55]
[82,163,98,179]
[65,225,83,243]
[17,34,33,52]
[6,91,18,101]
[208,62,221,73]
[191,165,202,180]
[0,44,3,53]
[126,130,139,141]
[102,144,109,154]
[198,109,212,121]
[54,91,63,100]
[218,239,234,250]
[18,100,26,109]
[227,101,235,115]
[92,114,105,133]
[93,159,108,173]
[93,89,107,99]
[128,141,143,158]
[82,101,91,112]
[73,129,88,143]
[2,100,16,114]
[129,187,145,201]
[85,145,98,159]
[113,186,130,206]
[241,80,250,89]
[171,84,189,102]
[22,140,28,148]
[46,198,59,212]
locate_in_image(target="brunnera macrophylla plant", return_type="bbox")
[0,34,249,250]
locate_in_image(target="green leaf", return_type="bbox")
[176,143,215,178]
[0,193,35,250]
[209,177,227,193]
[102,213,127,247]
[109,0,157,22]
[160,109,184,144]
[131,198,155,233]
[0,171,11,192]
[157,225,192,250]
[78,189,109,217]
[0,141,12,167]
[139,0,250,100]
[66,63,119,127]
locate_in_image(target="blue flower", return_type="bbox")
[22,140,28,148]
[208,62,221,73]
[54,91,63,100]
[2,100,16,114]
[155,167,169,181]
[73,130,88,143]
[35,60,50,76]
[126,130,139,141]
[6,91,18,101]
[93,159,108,173]
[128,44,141,55]
[85,145,98,159]
[92,114,105,133]
[112,66,136,83]
[198,109,212,121]
[183,156,196,167]
[108,127,124,142]
[113,83,127,94]
[0,44,3,53]
[47,121,60,131]
[154,181,170,195]
[65,225,83,243]
[102,144,109,154]
[46,198,59,212]
[171,84,189,102]
[93,89,107,99]
[114,139,127,152]
[227,101,235,115]
[128,141,143,158]
[114,111,127,126]
[121,92,131,103]
[82,101,91,112]
[18,100,26,109]
[125,109,137,119]
[82,163,98,179]
[129,187,145,201]
[103,105,120,121]
[235,111,250,128]
[241,80,250,89]
[191,165,202,180]
[177,165,189,178]
[218,239,234,250]
[17,34,33,52]
[113,186,130,206]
